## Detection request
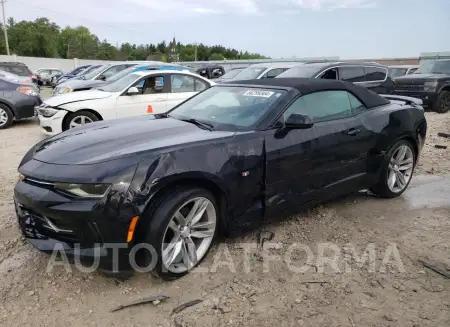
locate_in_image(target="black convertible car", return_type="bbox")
[14,78,427,280]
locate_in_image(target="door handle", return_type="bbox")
[154,98,165,101]
[346,128,361,136]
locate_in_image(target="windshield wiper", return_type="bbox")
[179,118,214,131]
[97,88,104,91]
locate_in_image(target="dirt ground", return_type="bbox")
[0,89,449,327]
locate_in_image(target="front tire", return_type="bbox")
[140,187,218,280]
[435,90,450,113]
[0,104,13,129]
[371,139,416,198]
[63,110,99,131]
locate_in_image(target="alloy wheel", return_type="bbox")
[0,108,7,127]
[69,115,93,128]
[161,197,216,273]
[440,93,450,112]
[387,144,414,193]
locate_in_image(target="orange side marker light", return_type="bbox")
[127,216,140,243]
[147,105,153,113]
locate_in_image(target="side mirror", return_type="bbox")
[285,113,314,129]
[127,87,139,95]
[98,75,106,81]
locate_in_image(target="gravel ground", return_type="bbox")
[0,89,449,327]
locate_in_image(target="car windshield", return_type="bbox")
[82,65,108,80]
[414,61,450,74]
[168,86,286,129]
[233,67,267,80]
[220,69,243,80]
[389,68,408,78]
[106,66,139,82]
[97,73,139,93]
[276,66,319,78]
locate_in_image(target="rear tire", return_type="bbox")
[139,187,218,281]
[370,139,416,198]
[435,90,450,113]
[63,110,99,131]
[0,104,13,129]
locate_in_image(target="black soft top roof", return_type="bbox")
[226,77,390,109]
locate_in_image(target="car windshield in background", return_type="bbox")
[276,66,319,78]
[221,69,243,79]
[106,66,138,82]
[169,86,286,129]
[0,65,32,76]
[389,68,408,78]
[233,67,266,80]
[97,73,139,92]
[82,65,108,80]
[414,61,450,74]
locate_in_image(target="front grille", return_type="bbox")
[395,84,424,91]
[18,204,74,234]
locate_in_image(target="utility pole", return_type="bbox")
[1,0,10,55]
[194,42,198,62]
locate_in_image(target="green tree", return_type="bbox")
[209,52,225,60]
[0,16,269,61]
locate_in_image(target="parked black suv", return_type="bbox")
[276,62,395,94]
[393,59,450,113]
[0,62,36,84]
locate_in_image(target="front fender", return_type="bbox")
[128,151,231,210]
[438,83,450,93]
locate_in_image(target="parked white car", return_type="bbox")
[37,70,214,136]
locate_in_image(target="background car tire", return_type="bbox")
[138,187,218,281]
[435,90,450,113]
[63,110,99,131]
[370,139,416,198]
[0,104,13,129]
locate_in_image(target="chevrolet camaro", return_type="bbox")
[14,78,427,280]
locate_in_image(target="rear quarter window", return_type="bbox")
[338,66,366,82]
[365,67,387,82]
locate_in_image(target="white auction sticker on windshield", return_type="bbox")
[243,90,275,98]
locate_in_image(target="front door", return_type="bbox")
[115,75,168,117]
[166,74,210,110]
[264,90,374,218]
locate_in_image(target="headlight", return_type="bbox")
[424,81,438,92]
[57,87,72,94]
[17,86,38,97]
[54,183,111,198]
[38,107,59,118]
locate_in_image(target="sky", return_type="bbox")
[4,0,450,59]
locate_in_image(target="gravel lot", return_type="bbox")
[0,88,449,327]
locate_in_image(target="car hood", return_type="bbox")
[71,79,108,90]
[31,116,236,165]
[394,73,449,82]
[59,78,95,89]
[45,90,113,106]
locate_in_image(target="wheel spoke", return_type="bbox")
[182,237,198,269]
[395,146,407,162]
[190,221,215,238]
[80,116,86,124]
[168,219,180,232]
[173,210,186,226]
[398,163,413,171]
[395,171,406,188]
[398,157,413,170]
[388,171,396,190]
[163,238,182,267]
[185,199,209,226]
